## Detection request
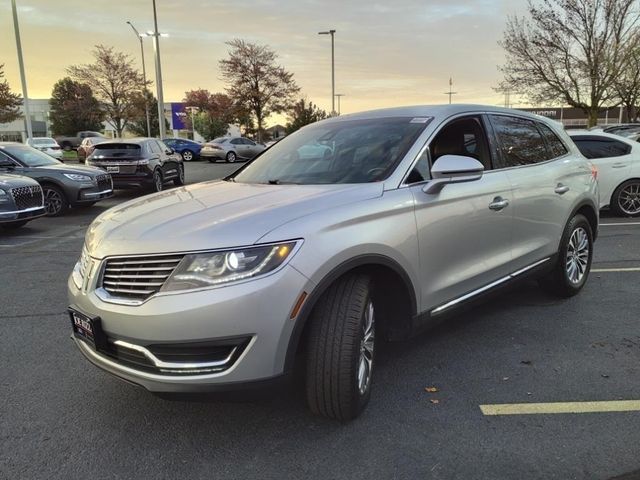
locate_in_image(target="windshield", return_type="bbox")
[232,117,430,185]
[2,145,60,167]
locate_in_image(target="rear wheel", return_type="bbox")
[181,149,194,162]
[42,185,69,217]
[538,214,593,297]
[306,274,375,421]
[174,164,185,186]
[611,180,640,217]
[226,151,237,163]
[152,169,164,192]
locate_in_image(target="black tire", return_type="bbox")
[152,169,164,192]
[610,179,640,217]
[1,220,29,229]
[538,214,593,297]
[181,149,194,162]
[226,151,237,163]
[174,164,185,186]
[306,274,376,421]
[42,184,69,217]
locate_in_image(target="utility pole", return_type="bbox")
[11,0,33,141]
[334,94,345,115]
[151,0,166,139]
[443,77,457,104]
[127,21,152,137]
[318,30,336,115]
[185,106,199,140]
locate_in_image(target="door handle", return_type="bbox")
[489,197,509,211]
[612,163,627,169]
[555,184,570,195]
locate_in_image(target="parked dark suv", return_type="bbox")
[0,143,113,216]
[0,173,45,228]
[86,138,184,192]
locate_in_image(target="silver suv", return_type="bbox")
[68,105,599,420]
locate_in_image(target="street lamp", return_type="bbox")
[126,21,151,137]
[185,106,199,140]
[318,29,336,116]
[10,0,33,141]
[334,93,345,115]
[138,0,168,139]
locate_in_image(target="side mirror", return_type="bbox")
[422,154,484,194]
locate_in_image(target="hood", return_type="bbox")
[86,180,383,258]
[35,163,105,177]
[0,173,39,188]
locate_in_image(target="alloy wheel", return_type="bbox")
[182,150,193,161]
[565,227,589,284]
[44,188,63,216]
[618,182,640,215]
[154,171,163,191]
[357,300,375,396]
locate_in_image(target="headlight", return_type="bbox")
[0,188,7,202]
[161,242,298,292]
[64,173,92,182]
[71,246,90,289]
[0,188,6,195]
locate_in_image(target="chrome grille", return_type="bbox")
[10,185,43,210]
[101,254,184,300]
[95,174,113,191]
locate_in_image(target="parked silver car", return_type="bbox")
[25,137,64,160]
[68,105,599,420]
[200,136,265,163]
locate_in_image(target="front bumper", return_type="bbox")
[0,205,46,223]
[68,264,312,393]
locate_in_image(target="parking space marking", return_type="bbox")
[592,267,640,273]
[601,222,640,226]
[480,400,640,416]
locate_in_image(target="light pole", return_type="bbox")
[318,29,336,116]
[127,21,152,138]
[185,106,199,140]
[334,93,345,115]
[10,0,33,141]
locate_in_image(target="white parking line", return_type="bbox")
[592,267,640,273]
[601,222,640,226]
[480,400,640,415]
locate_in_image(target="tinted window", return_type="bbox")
[490,115,549,167]
[242,138,255,146]
[538,123,568,158]
[571,137,631,159]
[233,117,429,185]
[406,116,491,184]
[230,138,243,145]
[148,141,162,154]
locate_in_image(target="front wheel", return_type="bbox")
[225,151,237,163]
[538,214,593,297]
[181,149,194,162]
[43,185,69,217]
[611,180,640,217]
[306,274,375,421]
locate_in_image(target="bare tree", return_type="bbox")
[499,0,640,127]
[68,45,147,137]
[0,64,22,124]
[613,46,640,121]
[219,39,300,141]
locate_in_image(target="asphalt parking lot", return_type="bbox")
[1,160,639,480]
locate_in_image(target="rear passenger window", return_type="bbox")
[538,123,568,158]
[572,137,631,159]
[490,115,549,168]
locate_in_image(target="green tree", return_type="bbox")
[128,89,168,137]
[193,112,228,141]
[285,99,328,134]
[220,39,300,142]
[499,0,640,127]
[0,64,22,124]
[49,77,103,135]
[68,45,147,137]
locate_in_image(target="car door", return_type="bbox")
[407,115,514,313]
[488,114,585,270]
[570,135,633,209]
[243,138,259,157]
[156,140,179,179]
[229,138,245,158]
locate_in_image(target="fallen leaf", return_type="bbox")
[502,377,510,381]
[601,374,610,378]
[424,386,439,393]
[520,360,532,365]
[430,399,440,404]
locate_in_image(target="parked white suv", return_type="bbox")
[68,105,599,420]
[569,131,640,216]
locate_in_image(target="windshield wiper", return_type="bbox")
[267,179,298,185]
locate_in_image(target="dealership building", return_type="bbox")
[517,106,633,129]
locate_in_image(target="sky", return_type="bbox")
[0,0,528,127]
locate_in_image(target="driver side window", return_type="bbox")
[406,116,492,184]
